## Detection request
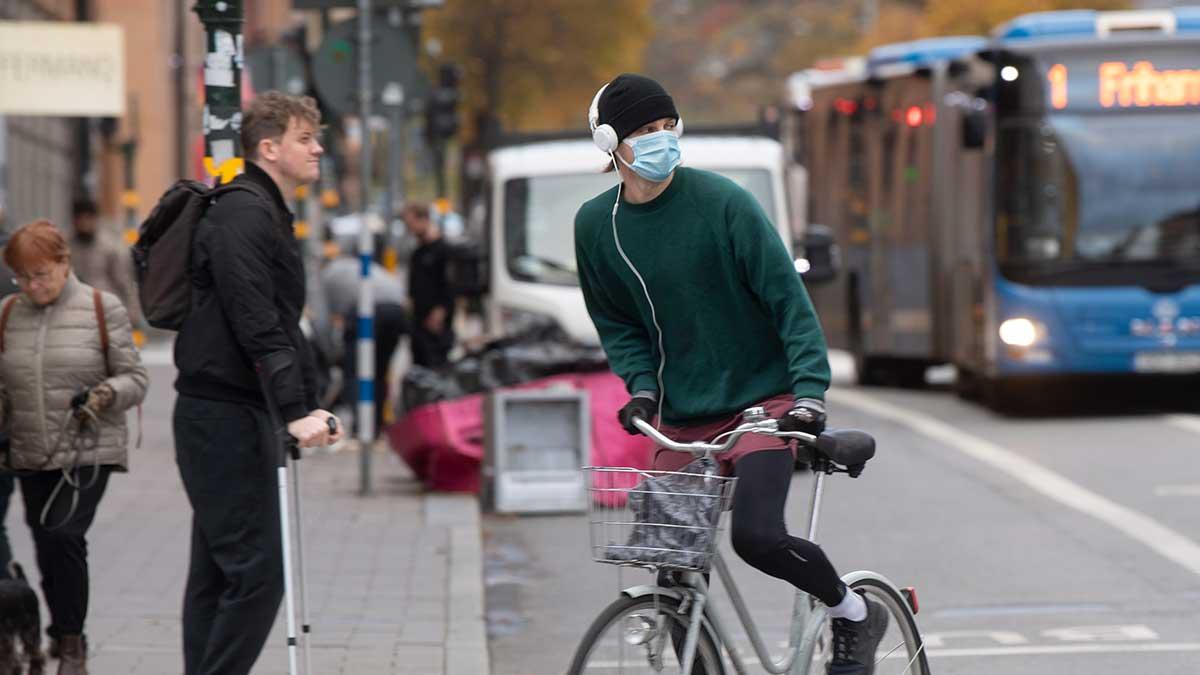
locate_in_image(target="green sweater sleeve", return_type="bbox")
[725,189,831,401]
[575,211,659,396]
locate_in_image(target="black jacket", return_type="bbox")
[174,162,319,422]
[409,237,455,323]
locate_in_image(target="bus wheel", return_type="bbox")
[893,361,929,389]
[982,378,1026,415]
[953,367,980,401]
[855,355,887,386]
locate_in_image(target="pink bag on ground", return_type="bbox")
[387,371,653,495]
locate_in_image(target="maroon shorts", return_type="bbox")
[650,394,795,475]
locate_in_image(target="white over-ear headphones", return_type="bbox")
[588,82,683,154]
[588,84,619,153]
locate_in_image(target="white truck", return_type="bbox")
[480,132,796,344]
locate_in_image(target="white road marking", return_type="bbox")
[1164,414,1200,435]
[922,642,1200,658]
[923,630,1029,648]
[1154,484,1200,497]
[828,388,1200,577]
[585,642,1200,668]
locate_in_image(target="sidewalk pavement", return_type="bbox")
[7,362,490,675]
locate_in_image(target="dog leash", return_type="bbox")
[38,407,103,531]
[0,405,104,531]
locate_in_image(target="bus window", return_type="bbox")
[995,122,1073,264]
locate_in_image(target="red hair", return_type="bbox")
[5,220,70,275]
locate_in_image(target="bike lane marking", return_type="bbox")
[828,389,1200,577]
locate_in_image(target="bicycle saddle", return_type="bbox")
[814,429,876,467]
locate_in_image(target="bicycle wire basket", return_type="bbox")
[583,462,737,572]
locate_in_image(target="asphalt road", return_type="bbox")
[484,355,1200,675]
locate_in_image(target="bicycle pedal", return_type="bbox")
[901,586,919,614]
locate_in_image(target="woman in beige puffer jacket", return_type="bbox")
[0,220,147,675]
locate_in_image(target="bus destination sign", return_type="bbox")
[1046,58,1200,110]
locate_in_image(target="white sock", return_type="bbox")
[828,588,867,622]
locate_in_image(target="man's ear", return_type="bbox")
[257,138,278,163]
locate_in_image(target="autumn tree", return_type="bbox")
[424,0,653,139]
[924,0,1131,36]
[857,0,1133,51]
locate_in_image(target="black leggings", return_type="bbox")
[730,449,846,607]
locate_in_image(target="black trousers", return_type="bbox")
[730,449,846,607]
[410,315,453,369]
[19,465,113,638]
[341,301,409,437]
[174,395,284,675]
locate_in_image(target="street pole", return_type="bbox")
[194,0,245,185]
[433,140,446,198]
[120,95,140,247]
[382,83,404,272]
[357,0,376,496]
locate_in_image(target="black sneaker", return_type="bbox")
[827,591,889,675]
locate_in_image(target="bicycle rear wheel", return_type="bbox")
[567,593,726,675]
[822,575,930,675]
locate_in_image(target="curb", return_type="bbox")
[426,494,490,675]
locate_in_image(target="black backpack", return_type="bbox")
[131,179,269,330]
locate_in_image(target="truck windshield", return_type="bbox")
[504,168,776,286]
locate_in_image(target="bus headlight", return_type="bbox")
[999,318,1039,347]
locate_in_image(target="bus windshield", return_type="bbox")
[504,168,777,286]
[997,112,1200,272]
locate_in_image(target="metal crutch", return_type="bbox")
[258,358,329,675]
[290,415,335,674]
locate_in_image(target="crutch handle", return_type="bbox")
[255,350,298,466]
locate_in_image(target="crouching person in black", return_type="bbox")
[172,92,343,675]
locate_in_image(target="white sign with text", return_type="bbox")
[0,21,125,117]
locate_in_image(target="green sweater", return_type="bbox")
[575,167,830,425]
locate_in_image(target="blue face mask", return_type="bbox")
[619,130,682,182]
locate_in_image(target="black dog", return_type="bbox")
[0,561,45,675]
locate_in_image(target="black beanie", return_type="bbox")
[596,73,679,143]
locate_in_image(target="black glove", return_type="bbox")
[617,395,657,435]
[777,399,827,436]
[70,389,90,410]
[70,384,115,420]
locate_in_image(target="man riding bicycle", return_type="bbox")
[575,73,887,675]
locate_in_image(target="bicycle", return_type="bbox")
[568,407,930,675]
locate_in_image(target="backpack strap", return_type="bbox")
[211,180,274,207]
[91,288,141,446]
[93,288,111,375]
[0,296,17,353]
[211,180,287,229]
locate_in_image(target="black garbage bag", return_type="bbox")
[478,340,608,389]
[400,365,468,413]
[398,320,609,414]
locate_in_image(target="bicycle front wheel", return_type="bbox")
[835,575,931,675]
[567,593,726,675]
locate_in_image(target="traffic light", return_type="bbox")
[426,63,461,141]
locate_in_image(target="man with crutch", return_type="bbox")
[173,92,343,675]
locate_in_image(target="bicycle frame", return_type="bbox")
[626,470,832,675]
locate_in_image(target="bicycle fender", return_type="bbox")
[620,585,685,602]
[841,570,904,592]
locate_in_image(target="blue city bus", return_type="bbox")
[786,8,1200,408]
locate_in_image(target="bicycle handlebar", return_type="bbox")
[632,415,817,457]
